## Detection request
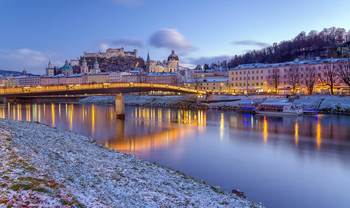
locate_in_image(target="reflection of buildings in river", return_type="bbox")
[131,107,206,127]
[228,113,350,149]
[103,125,195,154]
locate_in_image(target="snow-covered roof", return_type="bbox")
[67,73,85,78]
[180,78,228,83]
[147,72,178,76]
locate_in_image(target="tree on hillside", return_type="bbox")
[285,65,300,94]
[194,65,202,70]
[319,62,338,94]
[303,67,317,94]
[267,68,281,94]
[203,64,210,70]
[337,59,350,87]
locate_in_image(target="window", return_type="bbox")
[256,76,259,80]
[240,77,242,80]
[244,77,246,80]
[261,70,263,73]
[236,77,238,80]
[248,71,250,74]
[268,70,271,73]
[257,70,259,73]
[252,71,254,74]
[261,76,263,79]
[318,66,321,70]
[244,71,246,74]
[252,76,254,80]
[257,82,259,86]
[240,71,242,74]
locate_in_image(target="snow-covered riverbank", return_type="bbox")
[0,119,262,207]
[79,94,350,114]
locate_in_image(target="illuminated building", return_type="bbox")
[229,58,350,94]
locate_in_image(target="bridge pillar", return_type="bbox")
[115,93,125,119]
[196,94,207,105]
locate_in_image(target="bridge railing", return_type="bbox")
[0,83,206,95]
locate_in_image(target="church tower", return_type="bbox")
[91,58,101,74]
[167,50,179,72]
[46,60,54,76]
[80,57,89,74]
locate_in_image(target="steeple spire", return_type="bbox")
[147,51,150,62]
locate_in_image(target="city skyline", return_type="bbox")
[1,0,350,74]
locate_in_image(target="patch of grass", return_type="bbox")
[9,183,33,191]
[210,186,224,194]
[32,187,50,193]
[5,137,12,141]
[220,201,229,205]
[60,199,72,205]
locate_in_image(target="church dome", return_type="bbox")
[168,50,179,61]
[62,60,73,71]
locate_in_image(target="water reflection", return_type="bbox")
[1,103,350,151]
[1,103,350,208]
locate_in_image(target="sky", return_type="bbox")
[1,0,350,74]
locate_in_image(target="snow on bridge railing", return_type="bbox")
[0,83,206,95]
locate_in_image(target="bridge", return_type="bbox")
[0,83,206,118]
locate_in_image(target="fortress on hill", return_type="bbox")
[84,48,138,59]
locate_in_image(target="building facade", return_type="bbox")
[228,58,350,94]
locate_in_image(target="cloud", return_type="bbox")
[184,55,232,65]
[98,38,144,51]
[0,48,56,75]
[109,0,143,7]
[232,40,269,47]
[149,28,196,53]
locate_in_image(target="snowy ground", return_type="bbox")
[0,119,262,207]
[79,94,350,113]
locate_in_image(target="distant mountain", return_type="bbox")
[0,69,37,77]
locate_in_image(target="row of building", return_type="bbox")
[228,58,350,94]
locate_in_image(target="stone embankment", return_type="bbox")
[79,94,350,114]
[0,119,262,207]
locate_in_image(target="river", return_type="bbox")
[1,102,350,208]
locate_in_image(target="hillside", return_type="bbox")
[223,27,350,68]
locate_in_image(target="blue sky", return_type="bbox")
[1,0,350,74]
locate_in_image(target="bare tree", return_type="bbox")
[285,65,300,94]
[319,62,337,94]
[303,68,317,94]
[193,77,201,90]
[337,59,350,87]
[267,68,280,94]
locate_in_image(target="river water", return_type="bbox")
[1,102,350,208]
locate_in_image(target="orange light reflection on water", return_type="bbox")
[263,116,268,143]
[294,122,299,147]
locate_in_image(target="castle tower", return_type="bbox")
[80,57,89,74]
[46,60,54,76]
